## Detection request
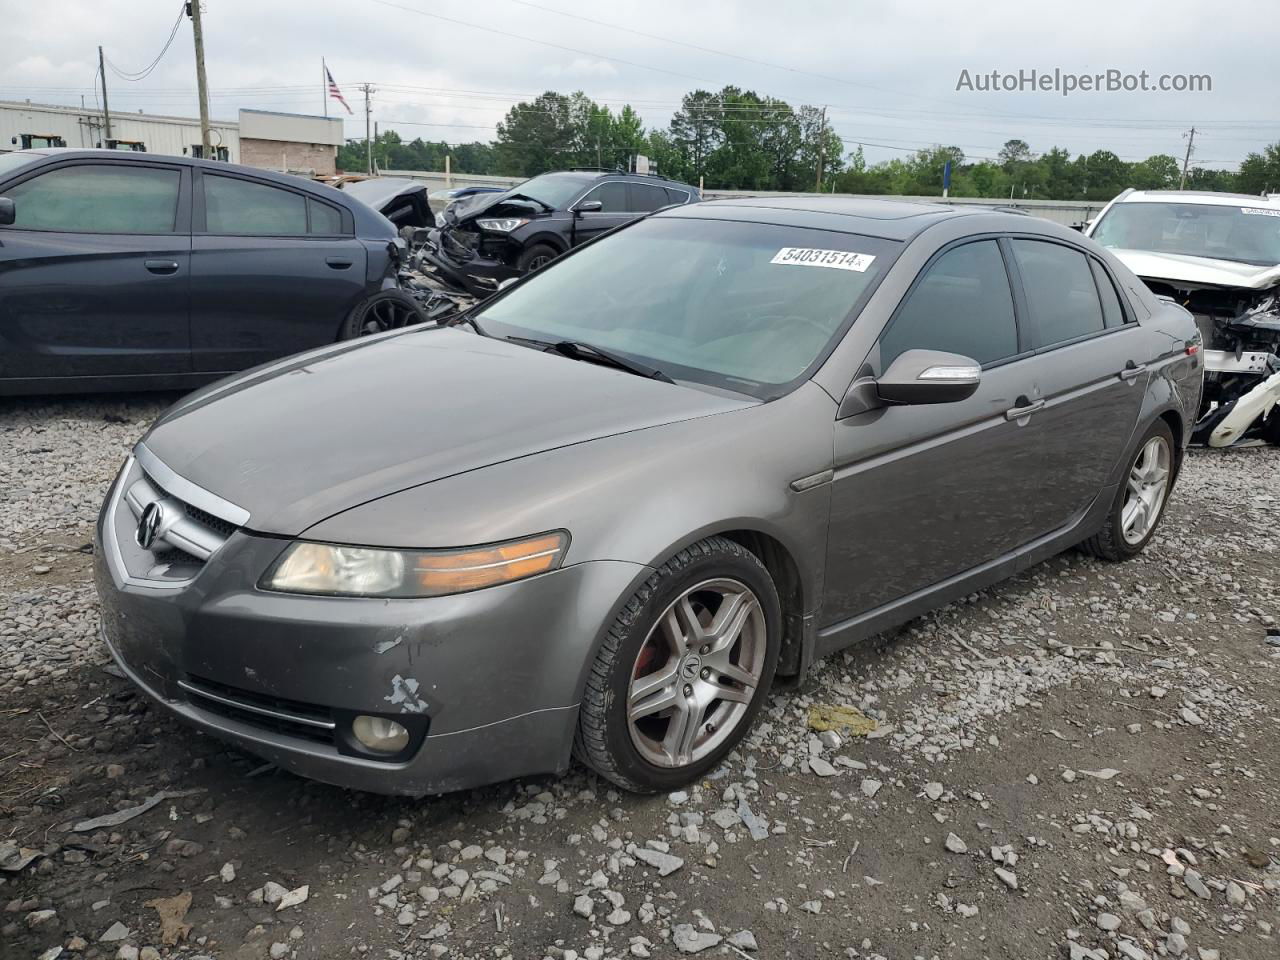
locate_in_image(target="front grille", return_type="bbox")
[182,675,335,746]
[184,503,238,539]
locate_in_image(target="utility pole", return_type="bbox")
[1179,127,1197,191]
[97,45,112,140]
[187,1,212,155]
[361,84,375,175]
[814,105,826,192]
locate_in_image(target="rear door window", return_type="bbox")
[1010,239,1106,347]
[879,240,1019,367]
[580,181,630,213]
[4,164,180,233]
[204,174,308,235]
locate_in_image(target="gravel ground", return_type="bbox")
[1,394,1278,960]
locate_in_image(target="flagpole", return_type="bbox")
[322,58,327,118]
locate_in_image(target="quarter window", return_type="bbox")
[630,183,671,212]
[1009,239,1105,347]
[879,240,1019,367]
[204,174,307,235]
[308,198,344,235]
[4,164,180,233]
[1090,259,1128,328]
[580,181,629,213]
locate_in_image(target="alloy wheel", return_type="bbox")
[527,255,553,271]
[359,296,420,336]
[1121,435,1171,544]
[627,578,766,769]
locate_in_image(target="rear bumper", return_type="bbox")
[95,483,647,795]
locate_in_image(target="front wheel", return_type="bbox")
[574,537,781,793]
[1080,420,1175,561]
[517,242,559,274]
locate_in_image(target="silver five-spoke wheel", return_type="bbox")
[627,578,766,768]
[1121,435,1171,544]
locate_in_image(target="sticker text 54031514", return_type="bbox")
[770,247,877,272]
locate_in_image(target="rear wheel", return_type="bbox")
[1080,420,1175,561]
[338,289,429,340]
[574,537,781,793]
[518,242,559,274]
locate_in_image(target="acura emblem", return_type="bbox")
[136,501,164,550]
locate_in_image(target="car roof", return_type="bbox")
[1115,189,1280,208]
[10,148,348,201]
[657,195,1009,242]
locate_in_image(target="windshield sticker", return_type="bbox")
[1241,207,1280,217]
[770,247,876,272]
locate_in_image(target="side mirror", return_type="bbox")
[876,349,981,405]
[0,197,14,226]
[574,200,603,216]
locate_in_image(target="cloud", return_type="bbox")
[541,58,619,79]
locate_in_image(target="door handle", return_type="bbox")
[1119,361,1147,382]
[144,259,179,275]
[1004,398,1045,421]
[325,257,353,269]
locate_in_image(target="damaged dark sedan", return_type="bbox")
[96,198,1201,796]
[421,169,699,296]
[1089,189,1280,446]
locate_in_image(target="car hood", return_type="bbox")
[1110,248,1280,290]
[140,329,754,536]
[445,190,547,225]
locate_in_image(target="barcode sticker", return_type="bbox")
[770,247,876,272]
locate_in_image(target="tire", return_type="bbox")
[1080,420,1175,561]
[338,289,430,340]
[574,536,782,793]
[1261,408,1280,446]
[517,242,559,274]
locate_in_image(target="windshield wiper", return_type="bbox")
[505,335,674,384]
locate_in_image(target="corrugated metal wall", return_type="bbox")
[0,101,239,161]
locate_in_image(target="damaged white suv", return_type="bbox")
[1088,190,1280,447]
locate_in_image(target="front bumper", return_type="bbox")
[95,471,646,795]
[418,229,518,298]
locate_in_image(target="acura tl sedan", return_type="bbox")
[95,198,1203,795]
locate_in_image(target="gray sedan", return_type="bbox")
[94,197,1203,795]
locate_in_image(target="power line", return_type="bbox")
[104,1,186,82]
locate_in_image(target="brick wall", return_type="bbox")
[240,138,337,175]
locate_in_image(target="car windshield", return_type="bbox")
[504,172,594,209]
[473,216,899,398]
[1093,201,1280,266]
[0,152,42,180]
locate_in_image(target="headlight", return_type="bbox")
[476,217,529,233]
[262,531,568,598]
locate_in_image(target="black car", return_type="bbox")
[0,149,424,396]
[423,169,700,296]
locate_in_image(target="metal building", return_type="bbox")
[1,101,345,175]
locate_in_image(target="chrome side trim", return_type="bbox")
[178,680,336,731]
[135,443,251,527]
[790,469,834,493]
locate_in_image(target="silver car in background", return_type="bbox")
[95,198,1203,795]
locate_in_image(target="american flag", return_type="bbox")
[326,66,353,115]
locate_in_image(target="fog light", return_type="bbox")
[352,715,410,753]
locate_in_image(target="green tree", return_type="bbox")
[1236,143,1280,195]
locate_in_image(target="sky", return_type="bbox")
[2,0,1276,171]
